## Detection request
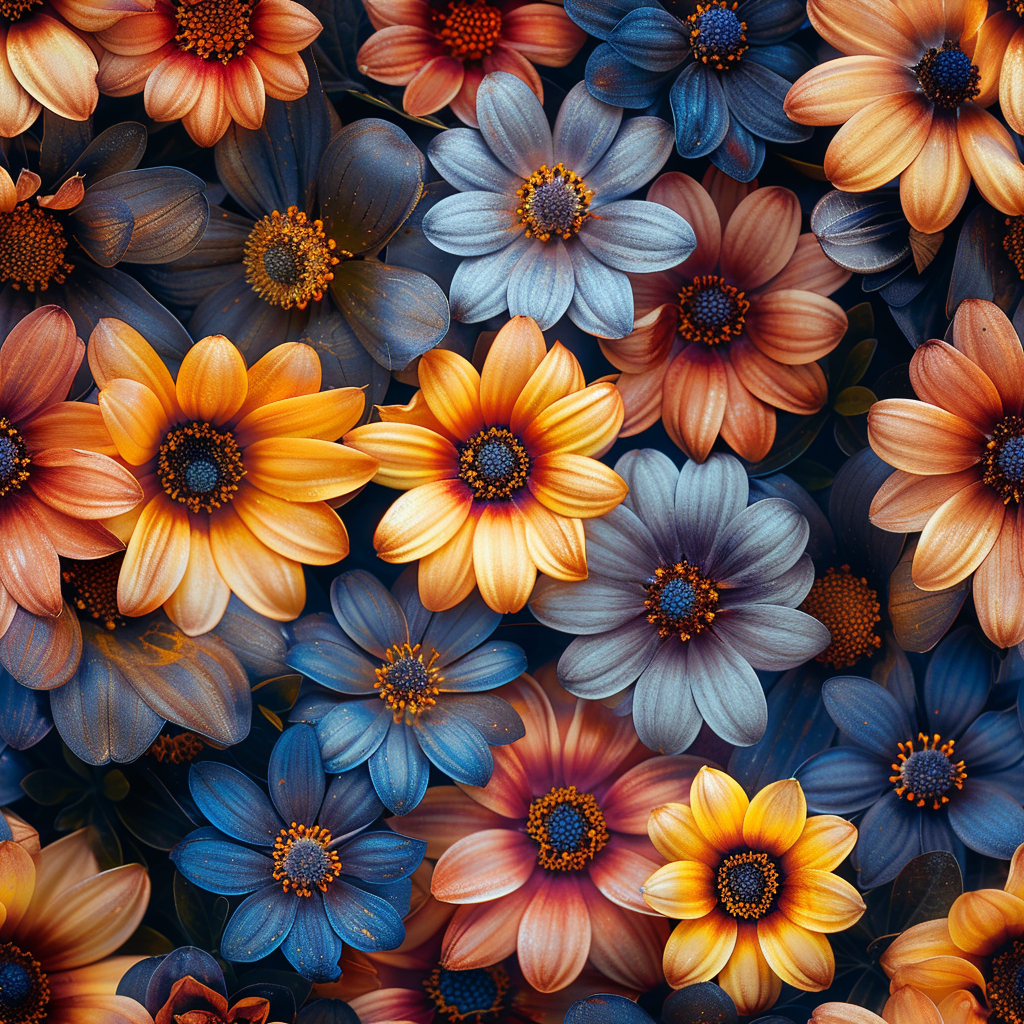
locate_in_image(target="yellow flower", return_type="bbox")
[642,766,865,1015]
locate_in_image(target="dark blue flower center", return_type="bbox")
[687,0,748,68]
[516,163,593,241]
[475,440,517,482]
[0,943,48,1022]
[900,749,956,797]
[0,419,30,497]
[983,416,1024,504]
[375,642,441,717]
[725,862,766,903]
[930,47,973,91]
[678,275,749,346]
[184,457,219,493]
[272,824,342,896]
[645,561,719,641]
[526,786,609,871]
[890,733,966,810]
[158,421,246,514]
[658,578,697,620]
[690,287,738,328]
[424,963,511,1023]
[715,851,779,919]
[0,962,32,1007]
[545,803,587,852]
[459,427,530,501]
[999,436,1024,485]
[913,41,979,108]
[283,837,332,889]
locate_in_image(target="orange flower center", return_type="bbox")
[158,421,246,514]
[0,942,49,1024]
[243,206,343,310]
[716,850,779,919]
[799,565,882,670]
[1003,216,1024,280]
[0,202,73,292]
[913,40,980,109]
[644,561,719,642]
[890,733,967,810]
[983,415,1024,504]
[686,0,748,69]
[174,0,254,62]
[988,939,1024,1024]
[1009,0,1024,19]
[423,963,511,1023]
[271,823,342,897]
[515,164,593,242]
[434,0,503,60]
[61,553,126,631]
[375,642,443,720]
[677,274,749,347]
[458,426,530,500]
[0,418,30,499]
[526,786,609,871]
[148,731,205,763]
[0,0,42,21]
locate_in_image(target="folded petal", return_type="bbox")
[472,503,536,614]
[243,438,379,501]
[756,912,835,991]
[528,452,628,518]
[899,110,971,233]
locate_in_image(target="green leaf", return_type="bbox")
[786,458,834,491]
[21,770,84,806]
[833,386,877,417]
[836,338,878,391]
[745,410,829,477]
[102,769,130,802]
[844,302,875,344]
[888,851,963,933]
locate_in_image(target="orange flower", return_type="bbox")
[784,0,1024,233]
[977,1,1024,137]
[344,316,627,614]
[0,306,142,637]
[607,170,849,463]
[811,989,950,1024]
[878,842,1024,1023]
[356,0,585,126]
[0,0,150,136]
[89,319,378,634]
[0,827,151,1023]
[643,767,864,1015]
[94,0,322,146]
[868,298,1024,649]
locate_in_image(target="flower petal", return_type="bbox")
[784,55,919,125]
[517,873,591,993]
[528,452,628,518]
[431,829,537,903]
[243,438,379,501]
[745,290,848,365]
[719,922,782,1017]
[720,186,801,290]
[757,913,835,991]
[743,779,807,856]
[233,387,365,446]
[899,110,971,233]
[373,480,474,563]
[951,299,1024,416]
[690,766,749,852]
[662,912,738,987]
[641,860,717,918]
[472,503,536,614]
[868,399,984,475]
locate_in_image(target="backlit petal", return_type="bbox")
[777,868,866,932]
[662,912,738,987]
[117,493,190,616]
[528,452,628,518]
[177,334,248,424]
[243,438,379,501]
[868,399,984,475]
[899,111,971,233]
[690,766,749,853]
[641,860,717,918]
[88,318,180,423]
[784,56,919,125]
[757,913,835,991]
[742,779,807,856]
[234,387,365,446]
[374,480,474,563]
[479,316,548,426]
[472,503,536,614]
[719,922,782,1016]
[163,518,231,636]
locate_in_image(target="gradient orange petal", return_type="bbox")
[663,911,738,987]
[0,28,41,138]
[118,492,191,615]
[909,338,1002,432]
[404,54,465,116]
[522,382,624,457]
[233,386,364,446]
[417,509,479,611]
[730,336,829,414]
[899,111,970,233]
[88,318,180,422]
[759,234,851,296]
[141,48,203,119]
[223,53,266,130]
[785,55,919,125]
[163,517,231,636]
[244,438,378,501]
[479,316,548,426]
[646,172,721,277]
[958,103,1024,216]
[806,0,924,61]
[948,888,1024,956]
[28,449,142,520]
[757,913,834,991]
[869,468,980,532]
[0,497,61,617]
[641,860,717,919]
[952,298,1024,416]
[180,62,232,146]
[98,377,170,465]
[719,922,782,1016]
[389,784,506,857]
[719,357,776,462]
[472,502,536,613]
[517,873,592,993]
[357,24,441,85]
[999,23,1024,134]
[690,767,748,853]
[374,479,474,563]
[417,349,485,441]
[742,779,807,856]
[234,342,321,421]
[0,840,35,939]
[528,452,628,518]
[510,342,586,436]
[600,303,678,375]
[96,8,175,54]
[250,0,322,51]
[431,829,537,903]
[745,290,847,365]
[648,803,721,867]
[344,422,458,490]
[662,344,728,462]
[720,187,801,291]
[516,492,587,582]
[176,334,248,424]
[777,869,866,933]
[248,43,307,99]
[868,399,984,475]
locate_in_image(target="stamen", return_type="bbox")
[0,203,73,292]
[271,824,342,897]
[913,40,980,108]
[799,565,882,670]
[423,964,511,1023]
[983,415,1024,505]
[158,421,246,514]
[174,0,254,62]
[375,642,443,720]
[644,561,719,641]
[526,785,609,871]
[458,427,530,501]
[0,418,30,498]
[0,0,42,19]
[516,164,593,241]
[148,732,205,764]
[716,851,779,919]
[686,1,748,69]
[61,553,125,631]
[988,938,1024,1024]
[677,274,749,347]
[0,942,49,1024]
[434,0,503,60]
[1004,215,1024,281]
[890,733,967,810]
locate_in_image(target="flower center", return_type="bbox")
[716,851,779,919]
[686,1,748,68]
[434,0,502,60]
[174,0,254,62]
[148,731,205,763]
[243,207,343,310]
[0,943,49,1024]
[0,0,42,21]
[375,642,443,720]
[526,786,609,871]
[799,565,882,670]
[644,561,719,642]
[913,40,980,108]
[677,275,749,347]
[423,964,511,1023]
[983,416,1024,504]
[61,553,126,631]
[272,824,342,897]
[890,733,967,809]
[458,426,530,501]
[158,421,246,514]
[515,164,593,242]
[1004,216,1024,281]
[0,419,30,499]
[989,939,1024,1024]
[0,203,73,293]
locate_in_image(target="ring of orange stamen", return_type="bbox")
[148,731,205,763]
[271,823,342,896]
[174,0,254,62]
[458,426,530,501]
[644,561,719,642]
[526,785,609,871]
[158,421,246,514]
[375,642,443,720]
[983,415,1024,505]
[890,733,967,810]
[516,164,593,241]
[677,274,749,347]
[423,963,511,1022]
[61,553,125,631]
[716,851,779,919]
[988,939,1024,1024]
[0,942,49,1024]
[686,1,748,69]
[799,565,882,670]
[0,418,30,499]
[0,203,73,292]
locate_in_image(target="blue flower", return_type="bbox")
[170,723,425,982]
[422,72,696,336]
[529,449,829,753]
[567,0,813,180]
[794,626,1024,888]
[287,567,527,815]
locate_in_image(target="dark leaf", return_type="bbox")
[786,459,834,491]
[888,851,963,932]
[252,674,303,714]
[744,410,830,476]
[889,539,970,653]
[20,769,84,805]
[174,871,230,950]
[832,385,876,417]
[835,338,878,392]
[40,112,93,183]
[115,772,197,851]
[115,926,176,956]
[59,121,148,186]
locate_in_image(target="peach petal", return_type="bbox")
[628,268,681,321]
[757,234,851,297]
[517,872,592,993]
[999,23,1024,134]
[28,449,142,519]
[234,387,364,446]
[21,404,113,458]
[719,356,776,462]
[357,25,442,86]
[223,53,266,129]
[806,0,925,62]
[29,502,125,560]
[388,785,506,858]
[0,498,61,617]
[587,837,662,916]
[97,46,167,97]
[581,881,669,990]
[250,0,322,52]
[471,502,536,613]
[690,767,748,853]
[719,922,782,1016]
[899,110,971,233]
[180,62,232,146]
[431,829,537,903]
[879,917,968,972]
[440,874,541,969]
[117,493,190,615]
[1007,838,1024,901]
[951,298,1024,416]
[232,482,348,565]
[646,172,721,277]
[935,989,989,1024]
[883,984,949,1024]
[599,303,677,375]
[810,1004,885,1024]
[510,342,586,436]
[948,888,1024,955]
[720,187,801,290]
[661,344,727,462]
[88,318,179,422]
[46,956,146,1000]
[886,955,987,996]
[500,4,586,65]
[482,44,544,101]
[745,290,848,365]
[662,911,738,987]
[19,830,97,920]
[373,479,473,563]
[757,913,834,992]
[0,27,41,138]
[784,55,919,125]
[95,9,175,53]
[449,62,484,125]
[730,336,829,414]
[909,338,1002,431]
[869,468,980,532]
[479,316,547,426]
[247,44,307,100]
[418,349,484,440]
[957,103,1024,216]
[163,518,230,636]
[404,54,465,116]
[616,362,670,438]
[867,399,984,475]
[0,840,35,939]
[362,0,432,29]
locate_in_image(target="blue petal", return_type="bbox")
[319,764,385,836]
[421,591,502,666]
[324,879,406,951]
[740,0,805,40]
[721,60,813,143]
[282,894,344,983]
[557,619,660,698]
[821,677,911,757]
[578,199,696,273]
[427,128,522,193]
[212,595,290,679]
[565,0,663,38]
[390,566,432,647]
[448,233,532,323]
[552,82,623,176]
[221,882,298,962]
[444,693,525,747]
[354,877,413,918]
[422,193,523,257]
[415,705,496,785]
[269,723,325,827]
[920,810,965,864]
[115,958,163,1004]
[441,642,528,692]
[607,6,690,71]
[959,709,1024,775]
[669,62,730,159]
[633,641,704,754]
[855,791,923,888]
[745,41,813,78]
[170,833,273,895]
[297,1000,362,1024]
[586,116,675,207]
[330,571,409,659]
[476,72,553,177]
[286,639,379,696]
[0,747,28,806]
[566,995,657,1024]
[506,238,575,331]
[189,761,283,845]
[0,673,51,750]
[566,243,635,338]
[586,43,674,108]
[336,831,427,883]
[367,722,431,815]
[317,700,391,772]
[948,779,1024,858]
[708,109,765,181]
[794,747,891,814]
[290,693,345,725]
[923,626,992,737]
[145,947,225,1009]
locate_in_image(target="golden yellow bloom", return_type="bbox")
[642,766,865,1015]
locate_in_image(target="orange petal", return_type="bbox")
[516,492,587,581]
[439,879,540,971]
[951,298,1024,416]
[479,316,548,426]
[662,344,728,462]
[690,766,749,853]
[617,361,670,438]
[389,784,504,856]
[234,342,321,421]
[999,23,1024,134]
[431,829,537,903]
[909,338,1002,432]
[824,93,932,193]
[139,48,202,117]
[356,24,441,85]
[757,913,834,992]
[373,479,473,562]
[742,779,807,856]
[404,54,465,116]
[378,386,457,441]
[730,336,829,414]
[88,318,180,422]
[234,386,364,446]
[0,27,41,138]
[641,860,717,919]
[883,987,945,1024]
[720,186,801,291]
[500,3,586,65]
[806,0,924,62]
[528,452,628,518]
[948,888,1024,955]
[517,874,592,993]
[163,517,231,636]
[782,816,859,874]
[1007,842,1024,901]
[777,868,866,932]
[418,349,484,441]
[719,356,776,462]
[29,502,125,560]
[0,840,35,939]
[248,43,308,100]
[510,342,586,436]
[977,515,1024,648]
[181,62,232,146]
[879,917,970,972]
[95,9,175,54]
[521,381,624,457]
[209,504,305,620]
[886,954,987,997]
[867,399,984,475]
[784,55,919,126]
[600,302,678,375]
[646,172,721,277]
[0,167,15,214]
[117,493,190,615]
[472,502,536,613]
[745,290,848,365]
[647,802,721,867]
[243,438,379,501]
[0,498,61,617]
[250,0,322,52]
[662,911,738,987]
[176,334,248,424]
[343,422,457,489]
[718,922,782,1016]
[21,403,116,458]
[223,53,266,130]
[899,111,971,233]
[28,449,143,519]
[98,377,170,465]
[869,468,981,532]
[759,234,851,297]
[958,103,1024,216]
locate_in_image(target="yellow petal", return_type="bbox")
[88,318,179,422]
[233,341,321,422]
[777,868,866,932]
[719,922,782,1016]
[648,802,721,867]
[757,913,834,992]
[344,422,458,489]
[417,510,479,612]
[243,438,379,501]
[472,502,536,613]
[742,779,807,857]
[781,815,858,873]
[98,378,170,465]
[0,840,35,940]
[479,315,547,426]
[663,912,738,987]
[528,453,628,518]
[517,493,587,582]
[374,480,473,563]
[163,518,230,636]
[510,342,585,436]
[521,381,624,457]
[948,888,1024,956]
[117,493,190,616]
[233,387,365,446]
[641,860,717,919]
[176,334,248,424]
[690,766,749,853]
[417,348,484,440]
